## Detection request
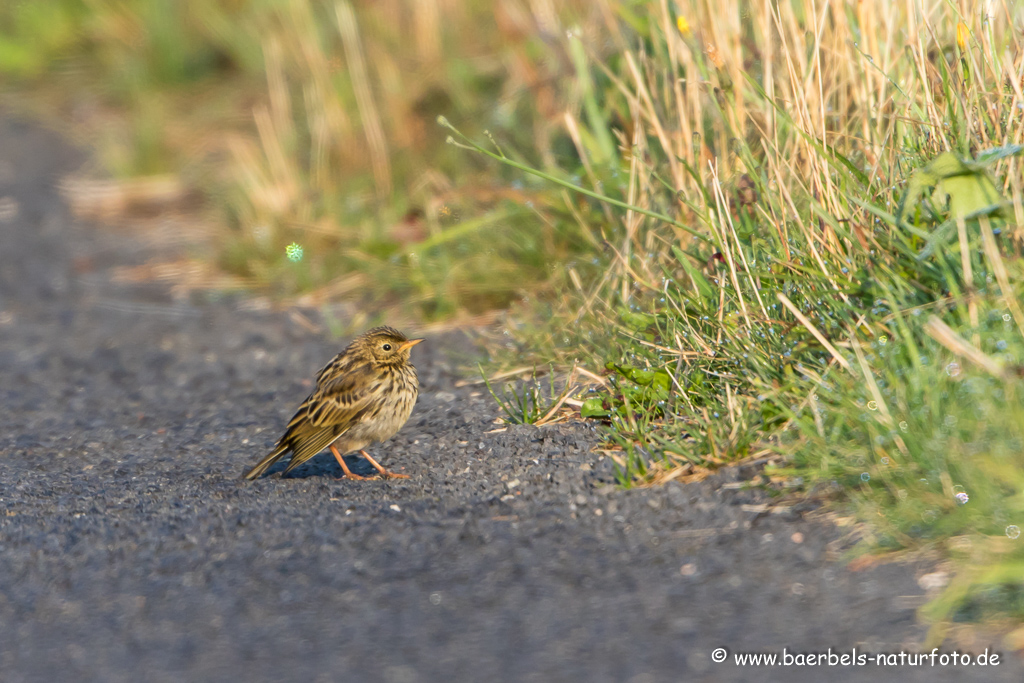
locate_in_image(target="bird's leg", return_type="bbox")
[359,450,410,479]
[330,444,369,480]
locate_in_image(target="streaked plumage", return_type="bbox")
[243,326,423,480]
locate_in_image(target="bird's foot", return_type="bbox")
[358,450,410,479]
[338,472,370,481]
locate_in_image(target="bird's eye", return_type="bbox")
[382,343,392,351]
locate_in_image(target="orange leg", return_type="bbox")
[330,444,369,480]
[359,450,410,479]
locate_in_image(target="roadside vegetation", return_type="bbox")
[5,0,1024,642]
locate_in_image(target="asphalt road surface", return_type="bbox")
[1,115,1020,682]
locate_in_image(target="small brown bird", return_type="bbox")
[243,326,424,481]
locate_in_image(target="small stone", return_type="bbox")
[917,571,949,592]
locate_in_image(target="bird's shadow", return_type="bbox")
[251,452,380,480]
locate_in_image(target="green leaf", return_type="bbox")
[608,362,654,385]
[651,370,671,393]
[935,173,1003,219]
[618,309,658,332]
[974,144,1024,167]
[581,396,611,418]
[900,151,1008,221]
[760,400,787,427]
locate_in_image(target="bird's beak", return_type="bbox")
[399,338,425,352]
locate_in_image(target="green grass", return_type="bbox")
[1,0,597,317]
[479,364,578,426]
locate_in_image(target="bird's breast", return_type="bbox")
[348,365,418,443]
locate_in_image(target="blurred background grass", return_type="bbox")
[1,0,599,317]
[5,0,1024,643]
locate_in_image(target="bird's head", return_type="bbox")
[356,326,424,366]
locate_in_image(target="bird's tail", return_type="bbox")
[243,443,289,480]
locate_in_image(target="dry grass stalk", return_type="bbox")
[335,0,393,199]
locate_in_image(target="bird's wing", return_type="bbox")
[305,360,378,429]
[282,421,349,473]
[277,376,372,473]
[265,359,379,475]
